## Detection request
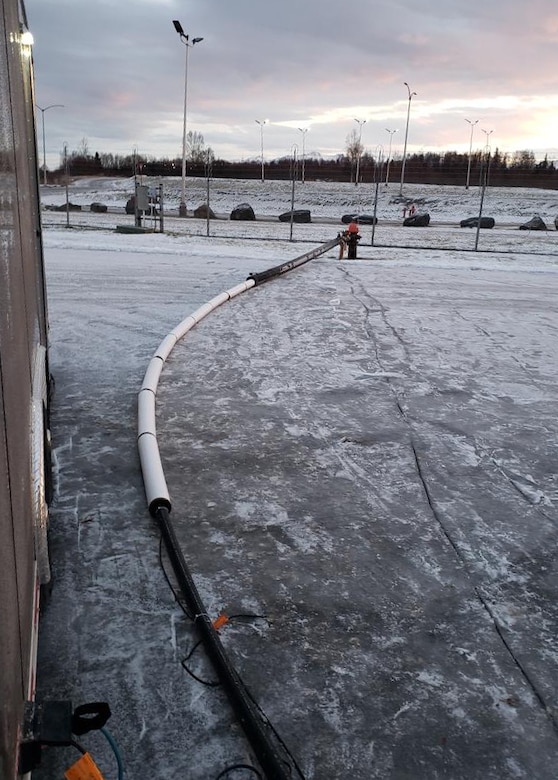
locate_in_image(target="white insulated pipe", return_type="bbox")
[137,389,156,436]
[138,278,255,514]
[141,357,165,394]
[137,433,171,512]
[155,333,179,362]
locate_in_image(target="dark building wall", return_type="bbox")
[0,0,48,775]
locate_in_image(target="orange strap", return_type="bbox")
[213,613,229,630]
[65,752,106,780]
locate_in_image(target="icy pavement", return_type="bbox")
[35,223,558,779]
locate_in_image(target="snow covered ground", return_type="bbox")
[41,174,558,224]
[35,180,558,779]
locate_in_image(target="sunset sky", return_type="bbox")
[26,0,558,170]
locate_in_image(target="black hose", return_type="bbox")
[154,506,291,780]
[248,236,341,285]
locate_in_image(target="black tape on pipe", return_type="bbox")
[155,507,292,780]
[248,236,341,286]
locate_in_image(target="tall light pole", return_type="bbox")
[399,82,416,196]
[36,104,64,185]
[173,20,203,217]
[354,118,366,185]
[255,119,268,182]
[464,118,478,189]
[297,127,308,183]
[481,128,494,147]
[385,128,397,186]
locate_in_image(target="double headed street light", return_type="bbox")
[399,82,416,196]
[464,118,478,189]
[36,103,64,185]
[481,128,494,146]
[385,128,397,186]
[255,119,268,182]
[173,20,203,217]
[354,118,366,185]
[298,127,308,183]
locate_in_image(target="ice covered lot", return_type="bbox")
[36,184,558,779]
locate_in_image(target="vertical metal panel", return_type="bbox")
[0,0,49,774]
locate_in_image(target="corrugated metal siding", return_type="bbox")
[0,0,48,775]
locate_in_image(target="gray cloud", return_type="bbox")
[27,0,558,168]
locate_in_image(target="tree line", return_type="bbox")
[49,134,558,189]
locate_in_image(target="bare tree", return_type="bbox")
[345,129,364,182]
[510,149,536,170]
[77,136,90,158]
[187,131,214,163]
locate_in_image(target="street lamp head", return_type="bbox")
[404,82,417,98]
[173,24,203,48]
[36,103,64,112]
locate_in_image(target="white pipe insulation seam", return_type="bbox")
[137,279,256,515]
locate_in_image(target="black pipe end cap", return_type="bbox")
[149,497,172,517]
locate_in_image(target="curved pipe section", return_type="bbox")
[137,239,338,778]
[138,239,340,512]
[138,279,255,514]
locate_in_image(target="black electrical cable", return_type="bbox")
[181,640,220,687]
[181,614,272,687]
[159,534,193,619]
[215,764,263,779]
[71,739,87,755]
[243,689,306,780]
[228,614,270,624]
[154,505,293,780]
[164,537,274,687]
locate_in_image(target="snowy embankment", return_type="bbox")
[41,175,558,223]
